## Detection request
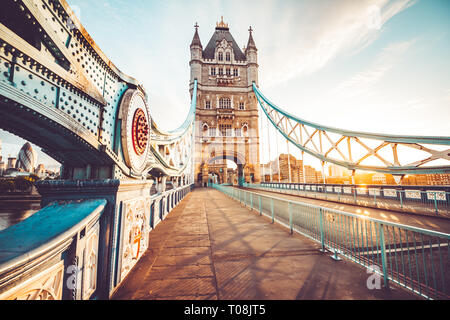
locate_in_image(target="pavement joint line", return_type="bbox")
[139,193,192,281]
[204,195,221,300]
[211,250,323,262]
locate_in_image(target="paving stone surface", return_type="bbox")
[112,188,419,300]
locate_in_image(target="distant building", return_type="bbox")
[304,165,322,184]
[401,174,449,186]
[16,142,37,173]
[372,173,387,184]
[7,157,16,170]
[427,173,450,185]
[35,163,45,177]
[278,154,304,183]
[328,164,350,177]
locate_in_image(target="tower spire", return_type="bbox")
[246,26,257,50]
[190,22,202,48]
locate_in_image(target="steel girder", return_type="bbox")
[0,0,196,180]
[253,83,450,175]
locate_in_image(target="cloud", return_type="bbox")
[257,0,416,87]
[66,0,417,128]
[332,39,416,98]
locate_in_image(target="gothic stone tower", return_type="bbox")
[189,18,260,186]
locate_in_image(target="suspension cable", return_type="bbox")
[286,139,292,183]
[266,115,273,182]
[259,104,265,182]
[276,125,281,183]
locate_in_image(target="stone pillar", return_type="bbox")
[161,176,167,193]
[201,164,209,186]
[36,179,154,299]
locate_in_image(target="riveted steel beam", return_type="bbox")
[254,83,450,175]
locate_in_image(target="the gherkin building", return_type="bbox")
[16,142,37,173]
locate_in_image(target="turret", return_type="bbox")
[245,26,258,86]
[190,22,202,84]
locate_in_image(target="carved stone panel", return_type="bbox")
[0,261,64,300]
[119,197,151,281]
[82,221,99,299]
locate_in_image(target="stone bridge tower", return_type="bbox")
[189,18,260,186]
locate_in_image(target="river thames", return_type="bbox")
[0,201,40,231]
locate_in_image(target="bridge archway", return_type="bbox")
[0,97,113,178]
[203,150,246,186]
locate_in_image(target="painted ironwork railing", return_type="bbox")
[248,182,450,217]
[210,183,450,300]
[149,183,193,230]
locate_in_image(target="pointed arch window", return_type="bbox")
[242,123,249,136]
[218,52,223,61]
[225,52,231,61]
[202,123,209,136]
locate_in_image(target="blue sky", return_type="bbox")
[1,0,449,170]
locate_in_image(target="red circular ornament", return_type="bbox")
[131,108,148,155]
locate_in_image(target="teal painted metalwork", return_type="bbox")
[0,199,106,268]
[254,183,450,217]
[288,202,293,234]
[379,224,389,288]
[253,83,450,175]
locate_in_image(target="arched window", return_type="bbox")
[218,52,223,61]
[242,123,249,136]
[225,52,231,61]
[202,123,209,136]
[219,97,231,109]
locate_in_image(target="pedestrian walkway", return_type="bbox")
[112,188,418,300]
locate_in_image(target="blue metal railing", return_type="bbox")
[250,182,450,218]
[210,183,450,300]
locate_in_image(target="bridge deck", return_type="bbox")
[112,188,418,300]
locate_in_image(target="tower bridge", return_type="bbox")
[0,1,449,301]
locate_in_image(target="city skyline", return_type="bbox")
[0,0,449,172]
[0,131,60,172]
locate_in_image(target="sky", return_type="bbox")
[1,0,449,171]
